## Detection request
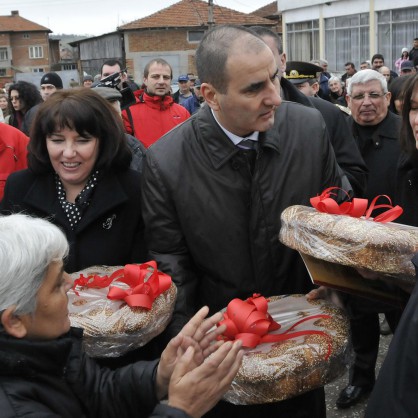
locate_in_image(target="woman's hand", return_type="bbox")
[167,340,243,418]
[155,306,228,399]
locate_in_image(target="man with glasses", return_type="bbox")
[336,69,404,409]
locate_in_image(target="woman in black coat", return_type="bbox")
[393,73,418,227]
[1,88,145,273]
[366,73,418,417]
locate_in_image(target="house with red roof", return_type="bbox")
[0,10,54,84]
[251,1,282,34]
[117,0,276,81]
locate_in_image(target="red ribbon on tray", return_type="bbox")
[72,261,172,309]
[310,187,403,223]
[217,294,333,360]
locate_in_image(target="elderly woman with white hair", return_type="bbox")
[0,214,243,418]
[328,76,347,106]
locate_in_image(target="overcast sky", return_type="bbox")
[1,0,274,36]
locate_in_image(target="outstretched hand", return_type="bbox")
[155,306,229,399]
[167,340,243,418]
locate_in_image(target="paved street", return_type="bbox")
[325,318,392,418]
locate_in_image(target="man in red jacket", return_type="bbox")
[122,58,190,148]
[0,123,28,201]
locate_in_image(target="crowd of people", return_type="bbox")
[1,25,418,417]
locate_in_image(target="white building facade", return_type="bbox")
[278,0,418,72]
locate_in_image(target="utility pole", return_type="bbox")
[208,0,214,28]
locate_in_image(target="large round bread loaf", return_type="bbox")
[223,295,350,405]
[68,265,177,357]
[279,205,418,281]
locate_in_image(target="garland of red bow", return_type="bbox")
[310,187,403,223]
[72,261,172,309]
[217,294,333,360]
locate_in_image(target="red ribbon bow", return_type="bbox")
[310,187,403,223]
[107,262,172,309]
[72,261,172,309]
[218,294,332,360]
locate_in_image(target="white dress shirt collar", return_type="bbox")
[211,109,259,145]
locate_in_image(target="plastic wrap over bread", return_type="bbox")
[220,294,350,405]
[68,262,176,357]
[279,205,418,282]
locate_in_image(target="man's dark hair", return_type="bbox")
[196,25,266,94]
[414,37,418,41]
[100,59,123,77]
[143,58,173,79]
[249,26,283,54]
[371,54,385,64]
[28,89,131,173]
[344,62,355,68]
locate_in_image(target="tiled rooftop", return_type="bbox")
[0,11,50,33]
[251,2,281,18]
[119,0,275,31]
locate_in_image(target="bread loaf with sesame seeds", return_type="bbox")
[279,205,418,282]
[222,295,350,405]
[68,264,177,357]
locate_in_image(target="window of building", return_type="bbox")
[286,20,320,61]
[377,7,418,70]
[29,46,43,59]
[0,48,8,61]
[188,30,205,43]
[23,33,30,39]
[63,63,77,70]
[32,68,44,73]
[0,69,6,76]
[325,13,369,72]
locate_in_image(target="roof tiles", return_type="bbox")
[119,0,275,31]
[0,12,50,32]
[251,2,280,18]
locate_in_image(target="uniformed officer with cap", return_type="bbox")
[285,61,323,97]
[286,60,350,114]
[250,25,365,197]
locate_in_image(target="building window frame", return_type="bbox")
[187,30,205,43]
[325,13,370,72]
[286,20,320,62]
[29,46,44,59]
[377,7,418,71]
[0,68,6,76]
[0,48,8,61]
[63,63,77,70]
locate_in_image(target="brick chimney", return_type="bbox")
[11,11,19,16]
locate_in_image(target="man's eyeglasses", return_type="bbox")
[350,92,387,101]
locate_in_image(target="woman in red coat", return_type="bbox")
[0,123,28,200]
